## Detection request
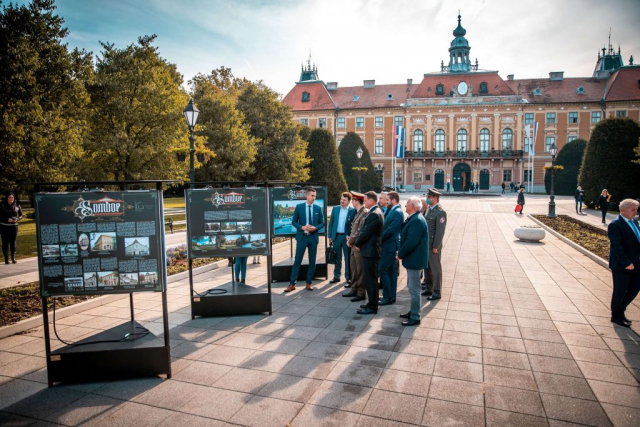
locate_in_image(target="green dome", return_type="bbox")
[453,14,466,37]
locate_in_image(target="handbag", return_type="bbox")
[325,242,337,264]
[515,204,522,213]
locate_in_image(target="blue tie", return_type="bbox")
[308,206,312,226]
[629,219,640,243]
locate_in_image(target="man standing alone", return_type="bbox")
[379,191,403,306]
[329,192,356,285]
[422,189,446,301]
[344,192,368,301]
[608,199,640,328]
[355,191,384,314]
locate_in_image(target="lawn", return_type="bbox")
[164,196,185,209]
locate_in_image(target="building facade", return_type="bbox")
[283,15,640,192]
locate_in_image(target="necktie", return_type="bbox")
[630,220,640,243]
[308,206,312,226]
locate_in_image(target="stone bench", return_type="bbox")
[514,226,546,242]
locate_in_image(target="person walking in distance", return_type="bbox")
[575,186,584,214]
[344,192,368,300]
[379,191,403,306]
[446,181,451,193]
[285,188,324,293]
[501,182,506,194]
[398,196,430,326]
[1,192,23,264]
[421,189,446,300]
[607,199,640,328]
[517,187,525,214]
[355,191,384,314]
[328,192,356,285]
[597,189,612,225]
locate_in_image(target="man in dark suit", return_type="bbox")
[379,191,403,306]
[285,188,325,293]
[328,192,356,285]
[608,199,640,328]
[355,191,384,314]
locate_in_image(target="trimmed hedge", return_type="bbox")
[338,132,382,192]
[544,139,586,196]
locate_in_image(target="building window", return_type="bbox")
[302,91,310,102]
[524,169,532,182]
[337,117,345,128]
[457,129,468,152]
[375,139,383,154]
[616,110,627,117]
[591,111,601,123]
[394,116,403,127]
[545,136,556,152]
[356,117,364,128]
[413,130,424,152]
[396,169,403,183]
[337,139,342,146]
[375,116,383,127]
[503,169,512,182]
[436,84,444,95]
[479,82,488,94]
[300,118,308,126]
[413,170,423,182]
[569,112,578,123]
[435,129,445,153]
[524,113,534,124]
[502,128,513,150]
[353,95,359,101]
[546,112,556,124]
[318,118,326,128]
[479,128,490,152]
[567,135,578,143]
[387,94,394,100]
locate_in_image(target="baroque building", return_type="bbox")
[282,15,640,192]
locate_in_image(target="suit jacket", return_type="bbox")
[608,215,640,271]
[381,204,403,253]
[348,206,368,247]
[355,205,384,258]
[425,205,447,250]
[292,203,325,243]
[398,212,429,270]
[328,205,356,241]
[517,191,525,205]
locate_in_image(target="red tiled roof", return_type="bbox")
[281,81,336,111]
[505,77,606,103]
[330,84,415,110]
[411,72,515,98]
[604,66,640,101]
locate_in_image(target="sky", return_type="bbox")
[17,0,640,97]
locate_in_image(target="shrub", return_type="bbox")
[306,129,349,205]
[338,132,382,192]
[544,139,586,195]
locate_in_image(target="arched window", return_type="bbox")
[479,82,488,94]
[435,129,445,153]
[302,91,310,102]
[479,128,490,152]
[502,128,513,150]
[457,129,468,152]
[413,130,424,152]
[436,84,444,95]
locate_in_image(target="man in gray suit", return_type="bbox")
[422,188,446,300]
[355,191,384,314]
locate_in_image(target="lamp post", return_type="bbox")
[356,147,363,192]
[547,143,558,218]
[183,98,200,188]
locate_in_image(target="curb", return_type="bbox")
[527,215,610,270]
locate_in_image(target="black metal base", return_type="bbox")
[47,321,170,385]
[192,281,272,317]
[271,258,327,282]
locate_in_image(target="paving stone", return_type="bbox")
[482,323,522,338]
[299,342,349,360]
[213,366,277,393]
[575,360,639,385]
[281,355,337,380]
[540,394,611,427]
[437,343,483,364]
[92,377,165,401]
[440,331,482,347]
[158,412,228,427]
[0,356,46,379]
[362,389,426,425]
[182,386,251,421]
[0,411,38,426]
[517,318,558,331]
[223,332,273,349]
[308,380,372,412]
[314,330,359,346]
[293,315,335,328]
[385,352,436,375]
[237,350,295,373]
[615,351,640,369]
[446,310,481,323]
[326,361,383,388]
[485,385,545,416]
[483,335,526,353]
[260,337,311,355]
[519,328,564,343]
[230,395,303,426]
[434,359,483,383]
[257,373,322,403]
[375,368,432,397]
[82,402,173,427]
[172,360,232,386]
[528,355,582,377]
[601,403,640,427]
[423,399,485,427]
[2,385,85,419]
[428,377,484,407]
[524,340,573,359]
[483,348,530,370]
[198,344,255,366]
[291,404,360,427]
[587,379,640,408]
[485,408,550,427]
[44,393,123,426]
[533,372,595,400]
[566,345,622,366]
[340,346,392,368]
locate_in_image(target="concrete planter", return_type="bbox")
[514,226,546,242]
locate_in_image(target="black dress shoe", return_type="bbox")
[421,290,433,297]
[343,292,357,298]
[346,280,352,285]
[427,293,441,301]
[611,317,631,328]
[330,278,341,284]
[402,318,421,326]
[378,298,393,306]
[344,283,352,288]
[357,307,377,315]
[360,304,368,309]
[350,296,365,302]
[623,315,633,324]
[399,311,411,319]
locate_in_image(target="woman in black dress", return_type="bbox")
[0,192,23,264]
[517,187,525,214]
[597,189,611,224]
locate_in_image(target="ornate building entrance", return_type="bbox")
[453,163,471,192]
[480,169,490,190]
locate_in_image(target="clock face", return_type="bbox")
[458,81,468,95]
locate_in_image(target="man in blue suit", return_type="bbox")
[285,188,325,292]
[328,192,356,285]
[379,191,403,306]
[608,199,640,328]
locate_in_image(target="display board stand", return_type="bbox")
[187,182,272,318]
[35,180,174,387]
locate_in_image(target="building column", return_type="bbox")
[515,112,523,150]
[448,115,455,151]
[493,114,500,150]
[426,115,433,151]
[471,113,478,151]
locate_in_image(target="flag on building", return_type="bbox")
[393,125,405,158]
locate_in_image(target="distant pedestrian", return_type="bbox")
[575,186,585,214]
[446,181,451,193]
[252,256,261,264]
[0,192,22,264]
[501,182,506,194]
[475,182,479,193]
[517,187,525,214]
[510,182,515,193]
[234,256,247,283]
[598,189,612,224]
[469,182,474,193]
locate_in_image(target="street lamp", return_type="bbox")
[356,147,363,192]
[548,143,558,218]
[183,98,200,188]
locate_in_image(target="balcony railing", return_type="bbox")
[403,150,524,159]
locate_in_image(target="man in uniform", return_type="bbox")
[422,188,447,300]
[343,192,368,301]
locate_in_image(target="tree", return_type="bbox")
[578,118,640,207]
[544,139,586,195]
[0,0,93,193]
[190,74,256,181]
[338,132,382,192]
[237,82,310,181]
[306,129,348,204]
[83,35,195,181]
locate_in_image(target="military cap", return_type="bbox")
[350,191,365,201]
[427,188,442,197]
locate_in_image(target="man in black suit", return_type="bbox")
[355,191,384,314]
[608,199,640,328]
